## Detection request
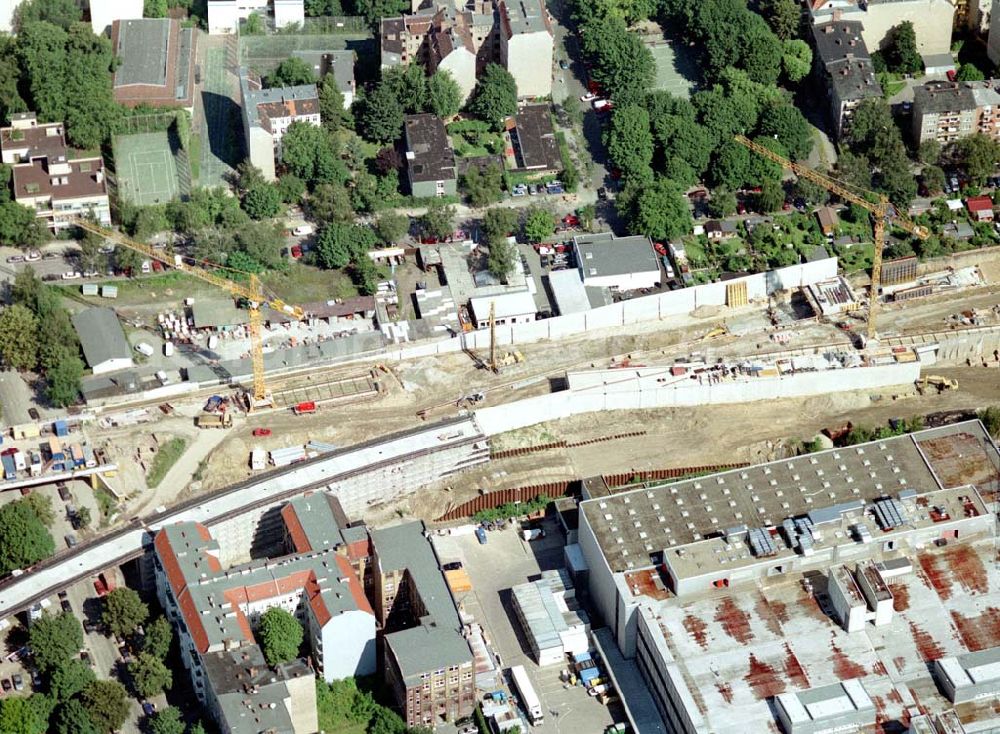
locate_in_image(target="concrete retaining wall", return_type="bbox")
[474,362,919,436]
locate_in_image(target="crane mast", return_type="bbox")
[71,218,305,409]
[734,135,928,342]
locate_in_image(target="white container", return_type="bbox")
[164,342,174,357]
[208,335,219,350]
[135,342,154,357]
[250,449,266,471]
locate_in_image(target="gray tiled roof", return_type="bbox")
[114,19,170,87]
[913,81,977,114]
[812,20,869,64]
[500,0,550,35]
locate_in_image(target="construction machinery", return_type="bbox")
[735,136,929,343]
[71,218,305,410]
[916,375,959,394]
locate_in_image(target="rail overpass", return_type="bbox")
[0,416,488,619]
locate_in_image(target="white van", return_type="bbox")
[292,224,314,237]
[141,260,152,274]
[135,342,155,357]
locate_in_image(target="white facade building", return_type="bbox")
[499,0,554,98]
[89,0,143,35]
[573,232,661,291]
[207,0,304,34]
[469,290,538,327]
[239,69,320,181]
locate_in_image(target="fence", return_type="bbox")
[116,112,180,136]
[436,481,578,522]
[302,15,369,34]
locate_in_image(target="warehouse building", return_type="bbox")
[578,421,1000,734]
[573,232,660,291]
[511,569,590,666]
[72,307,135,375]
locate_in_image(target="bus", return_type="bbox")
[510,665,543,726]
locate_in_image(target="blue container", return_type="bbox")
[54,420,69,437]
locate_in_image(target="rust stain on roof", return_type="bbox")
[943,544,989,595]
[783,643,810,689]
[889,583,909,612]
[950,608,1000,652]
[715,681,734,704]
[918,553,952,600]
[909,622,945,662]
[892,656,906,673]
[744,654,785,700]
[830,642,867,679]
[871,660,888,676]
[755,593,786,637]
[715,597,753,644]
[683,614,709,649]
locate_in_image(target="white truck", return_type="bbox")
[510,665,543,725]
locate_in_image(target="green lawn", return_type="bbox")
[94,486,118,523]
[189,134,202,181]
[263,263,358,303]
[147,437,188,489]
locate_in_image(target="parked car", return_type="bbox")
[5,255,24,264]
[12,675,23,691]
[64,534,78,549]
[290,245,303,259]
[61,271,81,280]
[559,59,569,69]
[42,252,60,260]
[24,250,40,262]
[597,187,608,201]
[28,407,39,420]
[252,428,272,437]
[142,701,156,716]
[81,651,93,667]
[58,484,70,501]
[292,224,314,236]
[1,679,10,692]
[60,598,72,613]
[580,92,597,102]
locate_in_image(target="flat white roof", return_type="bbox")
[547,268,591,315]
[469,290,537,321]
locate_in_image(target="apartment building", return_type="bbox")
[912,79,1000,145]
[207,0,304,33]
[811,21,883,138]
[153,520,377,734]
[381,0,552,101]
[238,68,320,181]
[0,112,110,232]
[371,522,476,728]
[404,113,458,198]
[807,0,954,56]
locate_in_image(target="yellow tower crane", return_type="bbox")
[71,218,305,409]
[734,135,929,343]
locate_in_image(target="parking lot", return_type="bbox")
[432,518,617,733]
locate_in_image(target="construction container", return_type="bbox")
[250,449,266,471]
[293,401,316,415]
[70,444,85,467]
[48,436,64,461]
[11,450,25,472]
[270,446,306,467]
[196,413,232,429]
[53,420,69,437]
[83,446,96,469]
[29,453,41,477]
[81,284,98,296]
[1,454,15,480]
[444,568,473,594]
[164,341,174,357]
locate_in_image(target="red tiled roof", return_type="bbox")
[281,504,312,553]
[966,195,993,211]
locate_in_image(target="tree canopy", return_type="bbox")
[579,15,654,106]
[469,64,518,130]
[267,57,315,87]
[620,176,692,240]
[419,201,456,239]
[523,207,555,244]
[142,616,174,660]
[258,608,303,665]
[80,681,129,734]
[48,658,96,702]
[129,653,173,698]
[101,588,149,638]
[0,305,40,371]
[149,707,185,734]
[0,498,55,576]
[29,613,83,674]
[281,122,349,186]
[355,82,405,144]
[606,105,654,180]
[428,69,463,118]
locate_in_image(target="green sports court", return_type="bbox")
[113,131,182,206]
[646,38,697,100]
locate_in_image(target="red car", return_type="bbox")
[562,215,579,227]
[252,428,272,437]
[290,245,303,259]
[151,260,163,272]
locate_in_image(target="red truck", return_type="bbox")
[293,401,316,415]
[93,573,115,597]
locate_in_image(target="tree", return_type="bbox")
[956,62,985,81]
[149,707,185,734]
[918,139,941,166]
[267,57,314,87]
[24,493,54,526]
[354,0,408,30]
[48,659,96,702]
[15,0,81,30]
[281,122,348,186]
[0,202,45,248]
[368,706,407,734]
[606,105,654,180]
[469,64,518,130]
[428,69,463,118]
[383,64,428,114]
[144,0,169,16]
[922,164,946,194]
[356,82,405,144]
[523,207,555,243]
[979,406,1000,439]
[46,355,83,408]
[277,175,306,204]
[374,212,410,244]
[189,724,208,734]
[0,696,48,734]
[710,140,753,190]
[958,134,1000,187]
[708,188,737,217]
[0,305,40,371]
[80,681,129,734]
[316,223,378,269]
[76,505,91,530]
[756,178,785,212]
[757,103,813,161]
[622,177,692,240]
[350,255,380,295]
[482,207,518,248]
[143,616,173,660]
[782,39,812,83]
[761,0,800,39]
[114,246,144,276]
[258,608,303,665]
[309,182,353,224]
[0,500,55,576]
[460,163,505,208]
[243,11,264,34]
[102,588,148,638]
[129,653,173,698]
[884,21,921,74]
[54,699,97,734]
[487,238,516,282]
[318,75,348,131]
[29,613,83,673]
[242,184,283,220]
[419,202,455,240]
[579,15,654,106]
